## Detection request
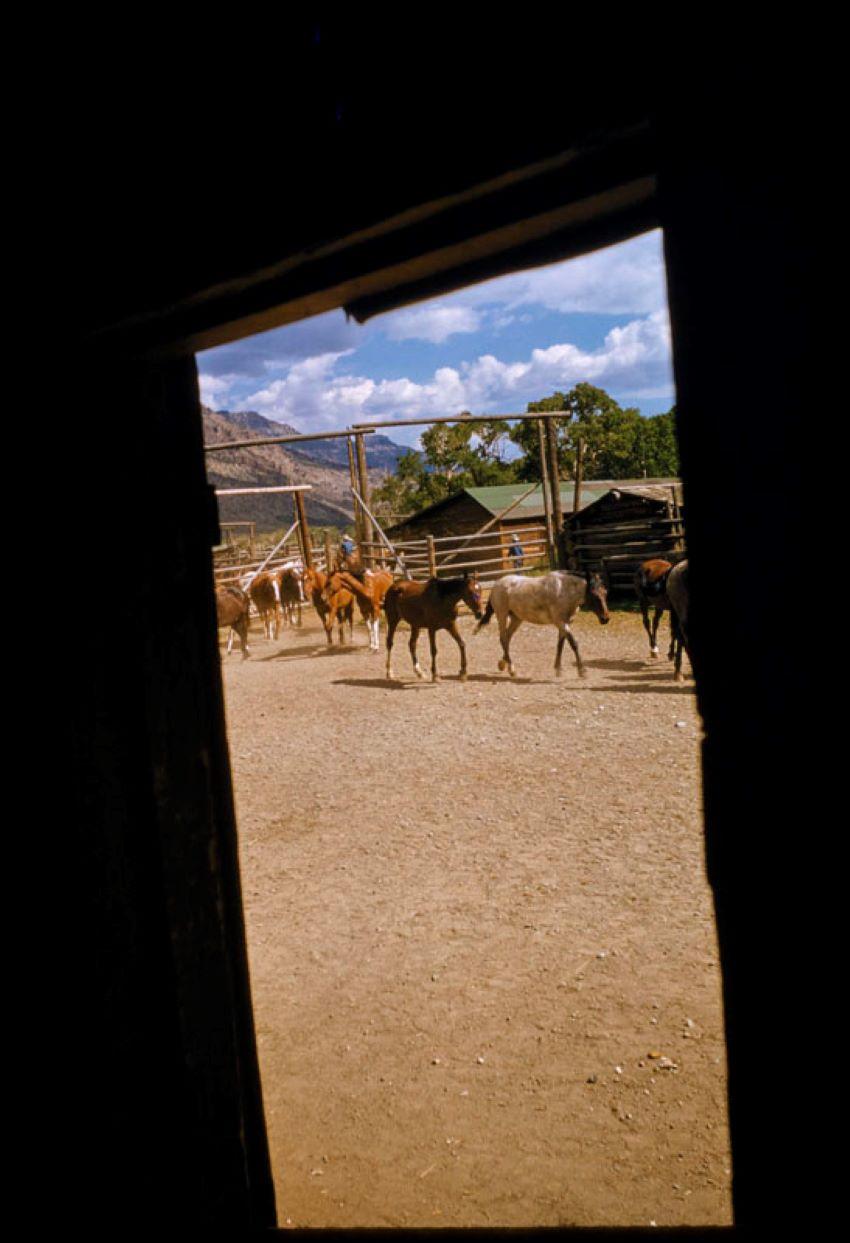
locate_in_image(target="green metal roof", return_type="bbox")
[386,479,681,534]
[465,479,680,518]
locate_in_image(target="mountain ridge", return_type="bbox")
[202,406,412,531]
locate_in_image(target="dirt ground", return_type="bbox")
[221,602,732,1229]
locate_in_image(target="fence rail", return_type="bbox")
[213,523,549,588]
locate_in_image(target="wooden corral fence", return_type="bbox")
[358,523,548,583]
[565,484,686,596]
[214,538,329,588]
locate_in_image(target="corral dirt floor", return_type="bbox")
[221,607,732,1229]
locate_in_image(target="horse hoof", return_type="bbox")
[498,658,507,671]
[459,672,468,682]
[509,668,517,678]
[431,675,440,683]
[577,669,587,679]
[651,650,660,659]
[554,668,563,678]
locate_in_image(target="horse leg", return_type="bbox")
[226,626,234,656]
[324,605,335,646]
[498,613,522,677]
[238,616,251,660]
[446,620,467,681]
[650,606,663,658]
[672,614,690,682]
[428,628,440,682]
[409,626,425,678]
[640,600,657,657]
[385,615,398,680]
[559,623,584,678]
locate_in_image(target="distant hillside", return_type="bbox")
[202,407,412,531]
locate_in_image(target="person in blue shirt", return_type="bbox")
[507,533,524,570]
[341,534,356,558]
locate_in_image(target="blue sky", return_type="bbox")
[199,229,674,449]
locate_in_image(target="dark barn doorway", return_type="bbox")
[55,26,818,1238]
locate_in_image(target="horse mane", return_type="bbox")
[432,576,468,597]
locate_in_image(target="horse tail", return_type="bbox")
[474,600,494,634]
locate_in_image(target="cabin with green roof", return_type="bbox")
[386,479,680,541]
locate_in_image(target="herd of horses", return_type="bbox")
[215,552,691,684]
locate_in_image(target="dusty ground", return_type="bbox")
[221,603,732,1229]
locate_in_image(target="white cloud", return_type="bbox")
[227,310,672,443]
[199,372,237,408]
[407,229,668,321]
[384,304,482,343]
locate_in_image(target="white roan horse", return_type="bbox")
[476,570,610,678]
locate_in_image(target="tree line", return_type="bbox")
[372,384,679,521]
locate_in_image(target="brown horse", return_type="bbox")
[303,565,354,646]
[277,566,303,627]
[634,558,675,660]
[323,568,393,651]
[215,585,251,659]
[248,572,281,640]
[384,573,484,682]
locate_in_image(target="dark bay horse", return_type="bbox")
[215,585,251,659]
[384,573,483,682]
[634,558,675,660]
[475,570,609,679]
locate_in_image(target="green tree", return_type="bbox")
[372,416,518,519]
[510,384,679,480]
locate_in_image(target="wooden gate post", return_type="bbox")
[545,418,566,567]
[324,529,334,574]
[355,432,373,565]
[347,435,364,547]
[537,418,556,567]
[564,436,585,570]
[426,534,437,578]
[292,489,313,569]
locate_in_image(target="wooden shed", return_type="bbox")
[387,480,682,541]
[565,481,685,593]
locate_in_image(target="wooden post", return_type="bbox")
[573,436,585,517]
[347,435,363,547]
[545,418,565,567]
[426,534,437,579]
[355,432,373,564]
[537,418,556,567]
[324,530,334,574]
[292,489,313,569]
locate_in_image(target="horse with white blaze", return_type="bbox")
[476,570,610,678]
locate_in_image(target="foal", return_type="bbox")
[248,571,281,640]
[323,568,393,651]
[216,585,251,659]
[634,558,675,660]
[476,570,609,679]
[303,565,354,646]
[384,573,483,682]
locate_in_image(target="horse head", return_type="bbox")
[585,571,610,624]
[320,571,343,604]
[462,572,484,622]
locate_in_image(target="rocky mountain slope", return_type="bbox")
[202,407,410,531]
